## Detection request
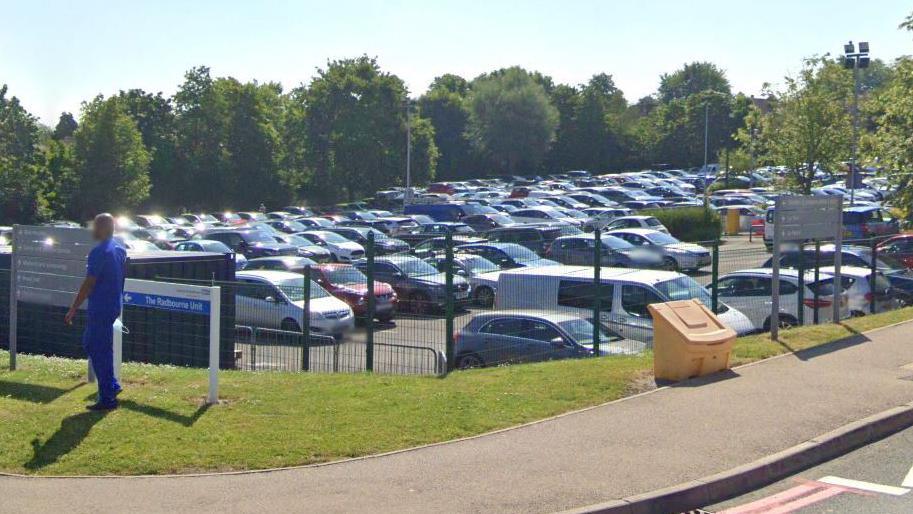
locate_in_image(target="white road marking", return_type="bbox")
[902,462,913,488]
[819,476,910,496]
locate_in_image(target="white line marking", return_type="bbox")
[819,476,910,496]
[902,463,913,488]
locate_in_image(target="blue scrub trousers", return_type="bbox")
[83,314,121,405]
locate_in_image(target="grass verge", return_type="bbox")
[1,307,911,476]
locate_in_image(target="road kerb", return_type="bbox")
[558,404,913,514]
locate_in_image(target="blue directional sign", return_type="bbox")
[122,292,210,315]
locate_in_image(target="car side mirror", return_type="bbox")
[265,295,279,303]
[456,269,468,276]
[550,337,569,348]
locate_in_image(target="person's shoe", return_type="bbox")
[113,387,123,398]
[86,401,118,411]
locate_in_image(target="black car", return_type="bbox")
[456,242,558,270]
[203,229,297,258]
[411,236,488,259]
[462,213,518,232]
[267,219,311,234]
[354,255,470,314]
[485,225,578,255]
[326,227,410,255]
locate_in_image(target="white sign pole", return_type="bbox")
[208,286,221,405]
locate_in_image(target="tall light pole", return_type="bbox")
[404,98,413,207]
[843,41,870,206]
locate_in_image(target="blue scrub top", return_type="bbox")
[86,238,127,320]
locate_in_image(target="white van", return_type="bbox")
[495,265,753,344]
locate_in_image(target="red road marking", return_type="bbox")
[717,479,869,514]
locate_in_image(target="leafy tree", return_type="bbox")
[173,66,231,209]
[867,57,913,217]
[418,74,473,180]
[658,62,731,103]
[52,112,78,140]
[303,56,437,203]
[44,138,79,218]
[467,67,558,174]
[72,95,151,219]
[116,89,179,210]
[544,84,581,170]
[0,85,49,221]
[761,58,852,193]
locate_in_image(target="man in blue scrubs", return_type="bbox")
[65,213,127,411]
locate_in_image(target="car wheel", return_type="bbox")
[281,318,301,332]
[474,286,495,308]
[456,353,484,370]
[763,315,798,332]
[410,292,433,315]
[662,257,679,271]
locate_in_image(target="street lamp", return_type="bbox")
[843,40,870,206]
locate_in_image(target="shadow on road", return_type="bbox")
[0,381,84,404]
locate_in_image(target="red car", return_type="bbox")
[427,182,456,195]
[312,264,398,322]
[877,234,913,269]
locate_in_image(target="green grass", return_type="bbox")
[1,308,912,476]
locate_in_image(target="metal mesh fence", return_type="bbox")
[2,231,910,375]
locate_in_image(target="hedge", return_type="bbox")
[641,206,721,242]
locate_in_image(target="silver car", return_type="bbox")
[607,228,711,271]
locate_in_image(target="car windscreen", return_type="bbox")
[278,277,329,301]
[282,235,318,247]
[500,244,540,263]
[199,241,232,252]
[314,232,351,244]
[644,232,680,245]
[326,267,367,285]
[461,255,499,274]
[654,276,727,313]
[558,318,623,345]
[600,235,634,250]
[240,231,278,244]
[645,217,663,227]
[397,258,440,277]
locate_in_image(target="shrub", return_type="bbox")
[642,206,721,242]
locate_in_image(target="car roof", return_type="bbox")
[236,270,302,282]
[470,310,584,324]
[501,264,682,284]
[606,227,664,236]
[819,266,875,277]
[248,256,309,264]
[723,268,830,281]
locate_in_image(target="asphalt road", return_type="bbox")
[706,425,913,513]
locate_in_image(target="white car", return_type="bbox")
[299,230,365,263]
[717,268,849,331]
[510,207,584,227]
[607,228,711,272]
[603,216,669,234]
[235,270,355,338]
[425,253,502,307]
[820,266,900,317]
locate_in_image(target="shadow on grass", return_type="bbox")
[25,410,108,470]
[120,400,211,427]
[0,381,84,404]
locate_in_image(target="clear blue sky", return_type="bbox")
[2,0,911,124]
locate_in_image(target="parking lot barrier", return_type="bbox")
[445,233,455,370]
[366,232,375,372]
[871,238,879,314]
[592,227,602,355]
[711,240,719,314]
[302,265,311,372]
[813,241,821,324]
[797,247,805,325]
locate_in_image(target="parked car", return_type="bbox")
[131,228,185,250]
[607,228,711,272]
[425,253,503,306]
[462,213,518,232]
[244,256,317,274]
[238,211,268,223]
[325,226,410,255]
[495,265,753,343]
[272,234,333,262]
[298,230,365,262]
[235,270,355,338]
[456,242,559,270]
[203,229,298,259]
[354,255,470,314]
[267,219,311,234]
[546,233,664,269]
[877,234,913,268]
[485,225,578,255]
[603,216,669,234]
[411,236,488,259]
[133,214,177,229]
[842,205,899,239]
[453,311,645,369]
[311,264,398,322]
[716,268,849,331]
[820,266,902,316]
[174,239,248,270]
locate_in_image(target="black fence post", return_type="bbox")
[813,241,821,325]
[870,237,878,315]
[302,265,311,372]
[796,246,805,326]
[366,231,375,372]
[445,233,455,371]
[711,240,720,314]
[592,227,602,356]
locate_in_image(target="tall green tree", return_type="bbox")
[467,67,558,174]
[116,89,179,209]
[418,74,473,180]
[303,56,436,203]
[658,62,731,103]
[52,112,78,140]
[72,96,151,218]
[761,58,852,193]
[0,85,48,222]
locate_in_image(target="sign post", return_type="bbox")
[770,196,843,340]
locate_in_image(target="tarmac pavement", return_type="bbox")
[4,320,913,514]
